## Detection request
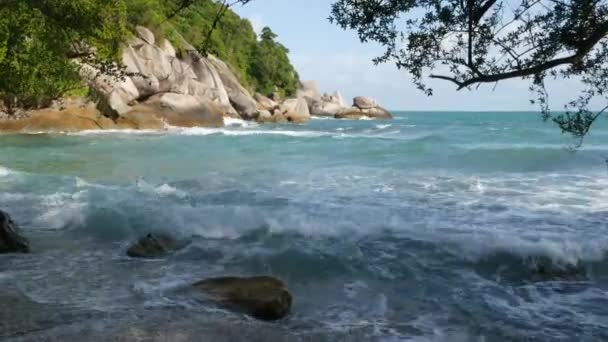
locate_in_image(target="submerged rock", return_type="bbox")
[529,261,587,282]
[0,210,29,253]
[126,233,180,258]
[193,276,292,321]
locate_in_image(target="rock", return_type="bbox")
[118,93,225,129]
[531,263,587,281]
[79,63,140,116]
[160,39,177,58]
[193,276,292,321]
[353,96,378,109]
[135,26,156,45]
[311,101,344,117]
[296,80,321,101]
[254,93,278,111]
[335,96,393,120]
[0,105,117,132]
[269,92,281,102]
[333,91,347,107]
[0,210,29,253]
[278,98,310,123]
[181,51,233,112]
[256,110,288,124]
[256,109,273,122]
[208,55,258,119]
[115,106,165,130]
[126,233,179,258]
[335,106,393,120]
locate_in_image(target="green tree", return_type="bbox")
[0,0,300,113]
[0,0,128,112]
[250,27,299,97]
[330,0,608,143]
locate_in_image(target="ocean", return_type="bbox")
[0,111,607,341]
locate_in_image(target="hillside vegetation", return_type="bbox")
[0,0,298,112]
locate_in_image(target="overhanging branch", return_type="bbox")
[431,20,608,90]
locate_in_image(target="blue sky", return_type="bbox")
[234,0,588,111]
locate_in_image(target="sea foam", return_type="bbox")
[0,165,14,177]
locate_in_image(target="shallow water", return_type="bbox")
[1,112,608,341]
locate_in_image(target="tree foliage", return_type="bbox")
[166,0,299,96]
[0,0,299,112]
[330,0,608,142]
[0,0,128,111]
[250,27,300,97]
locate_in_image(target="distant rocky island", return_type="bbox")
[0,26,392,133]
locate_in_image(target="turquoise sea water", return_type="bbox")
[0,112,607,341]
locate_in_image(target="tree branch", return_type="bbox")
[431,20,608,90]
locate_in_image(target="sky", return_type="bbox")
[233,0,590,111]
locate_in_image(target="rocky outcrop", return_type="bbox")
[353,96,377,109]
[335,96,393,120]
[193,276,292,321]
[254,93,278,111]
[296,80,321,103]
[0,103,117,133]
[257,97,310,124]
[295,80,349,117]
[126,233,181,258]
[0,210,29,254]
[208,55,258,120]
[310,92,347,117]
[82,27,253,126]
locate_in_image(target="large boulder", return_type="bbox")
[335,96,393,120]
[0,210,29,253]
[310,92,348,117]
[123,93,225,128]
[135,26,156,45]
[254,93,278,111]
[180,51,233,112]
[193,276,292,321]
[126,233,179,258]
[311,101,344,116]
[296,80,321,101]
[83,28,238,119]
[208,55,258,119]
[353,96,378,110]
[0,105,117,132]
[335,106,393,120]
[278,98,311,123]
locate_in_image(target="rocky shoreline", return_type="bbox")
[0,26,392,134]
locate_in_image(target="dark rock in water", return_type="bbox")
[0,210,29,253]
[126,233,179,258]
[530,261,587,282]
[193,276,292,321]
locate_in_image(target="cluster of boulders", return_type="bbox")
[0,210,291,321]
[296,80,393,120]
[0,26,394,132]
[335,96,393,120]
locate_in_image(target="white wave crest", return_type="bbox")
[223,117,258,128]
[69,129,165,136]
[0,165,14,177]
[171,126,331,138]
[375,124,392,129]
